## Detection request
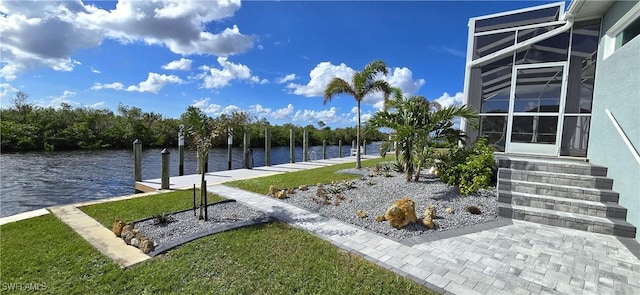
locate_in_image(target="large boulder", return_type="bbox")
[140,238,155,254]
[112,219,124,237]
[384,197,419,229]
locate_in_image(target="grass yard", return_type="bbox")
[1,215,435,294]
[80,189,223,227]
[227,156,392,194]
[1,156,437,294]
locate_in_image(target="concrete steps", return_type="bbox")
[497,190,627,219]
[498,203,636,238]
[496,155,636,238]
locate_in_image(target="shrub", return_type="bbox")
[436,137,496,195]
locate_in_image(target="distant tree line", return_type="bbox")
[0,92,385,152]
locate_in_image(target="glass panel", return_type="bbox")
[482,99,510,113]
[514,66,563,113]
[475,6,561,33]
[480,116,507,151]
[477,55,514,114]
[516,24,564,43]
[560,116,590,157]
[474,32,515,60]
[618,16,640,49]
[515,31,570,64]
[511,116,558,144]
[566,19,600,114]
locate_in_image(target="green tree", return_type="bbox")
[367,88,478,181]
[324,60,391,169]
[182,107,251,219]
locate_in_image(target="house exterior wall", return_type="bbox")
[589,0,640,240]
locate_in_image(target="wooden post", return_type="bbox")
[303,129,309,162]
[133,139,142,182]
[290,128,295,163]
[352,140,356,149]
[227,128,233,170]
[322,140,327,159]
[161,148,170,190]
[243,131,250,169]
[265,128,271,166]
[338,139,342,158]
[363,140,367,155]
[178,125,184,176]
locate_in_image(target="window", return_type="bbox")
[603,1,640,59]
[616,16,640,49]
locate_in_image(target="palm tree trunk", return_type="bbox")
[198,150,206,220]
[356,100,362,169]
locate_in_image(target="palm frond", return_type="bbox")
[323,78,355,105]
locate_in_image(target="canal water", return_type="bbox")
[0,142,382,217]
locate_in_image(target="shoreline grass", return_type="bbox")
[227,156,392,194]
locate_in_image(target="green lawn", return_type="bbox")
[227,156,392,194]
[1,215,434,294]
[1,156,437,294]
[80,189,223,227]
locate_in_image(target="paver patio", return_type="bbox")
[208,184,640,295]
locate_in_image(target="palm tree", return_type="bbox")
[324,60,391,169]
[368,88,478,181]
[183,107,250,220]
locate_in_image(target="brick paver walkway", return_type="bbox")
[209,185,640,295]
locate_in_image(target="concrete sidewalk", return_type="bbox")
[135,156,374,192]
[208,184,640,295]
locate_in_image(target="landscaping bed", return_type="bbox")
[272,167,499,240]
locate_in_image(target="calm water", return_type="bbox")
[0,142,382,217]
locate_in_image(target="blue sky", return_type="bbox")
[1,0,562,128]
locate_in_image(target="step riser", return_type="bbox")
[498,206,636,238]
[498,181,619,203]
[498,170,613,190]
[498,194,627,219]
[498,160,607,176]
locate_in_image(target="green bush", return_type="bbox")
[436,137,496,195]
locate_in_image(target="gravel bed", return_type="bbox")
[279,168,499,240]
[135,201,270,247]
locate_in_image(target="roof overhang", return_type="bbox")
[565,0,615,20]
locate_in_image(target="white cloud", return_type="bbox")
[197,57,265,89]
[272,104,294,119]
[0,83,18,99]
[276,73,296,84]
[126,72,182,93]
[191,97,240,116]
[91,82,124,91]
[364,67,425,108]
[249,104,272,115]
[0,0,252,80]
[161,58,193,71]
[434,91,464,108]
[88,101,106,108]
[248,103,294,120]
[287,62,425,109]
[286,62,354,97]
[91,73,181,93]
[91,67,101,74]
[293,107,340,123]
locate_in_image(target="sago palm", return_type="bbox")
[323,60,391,169]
